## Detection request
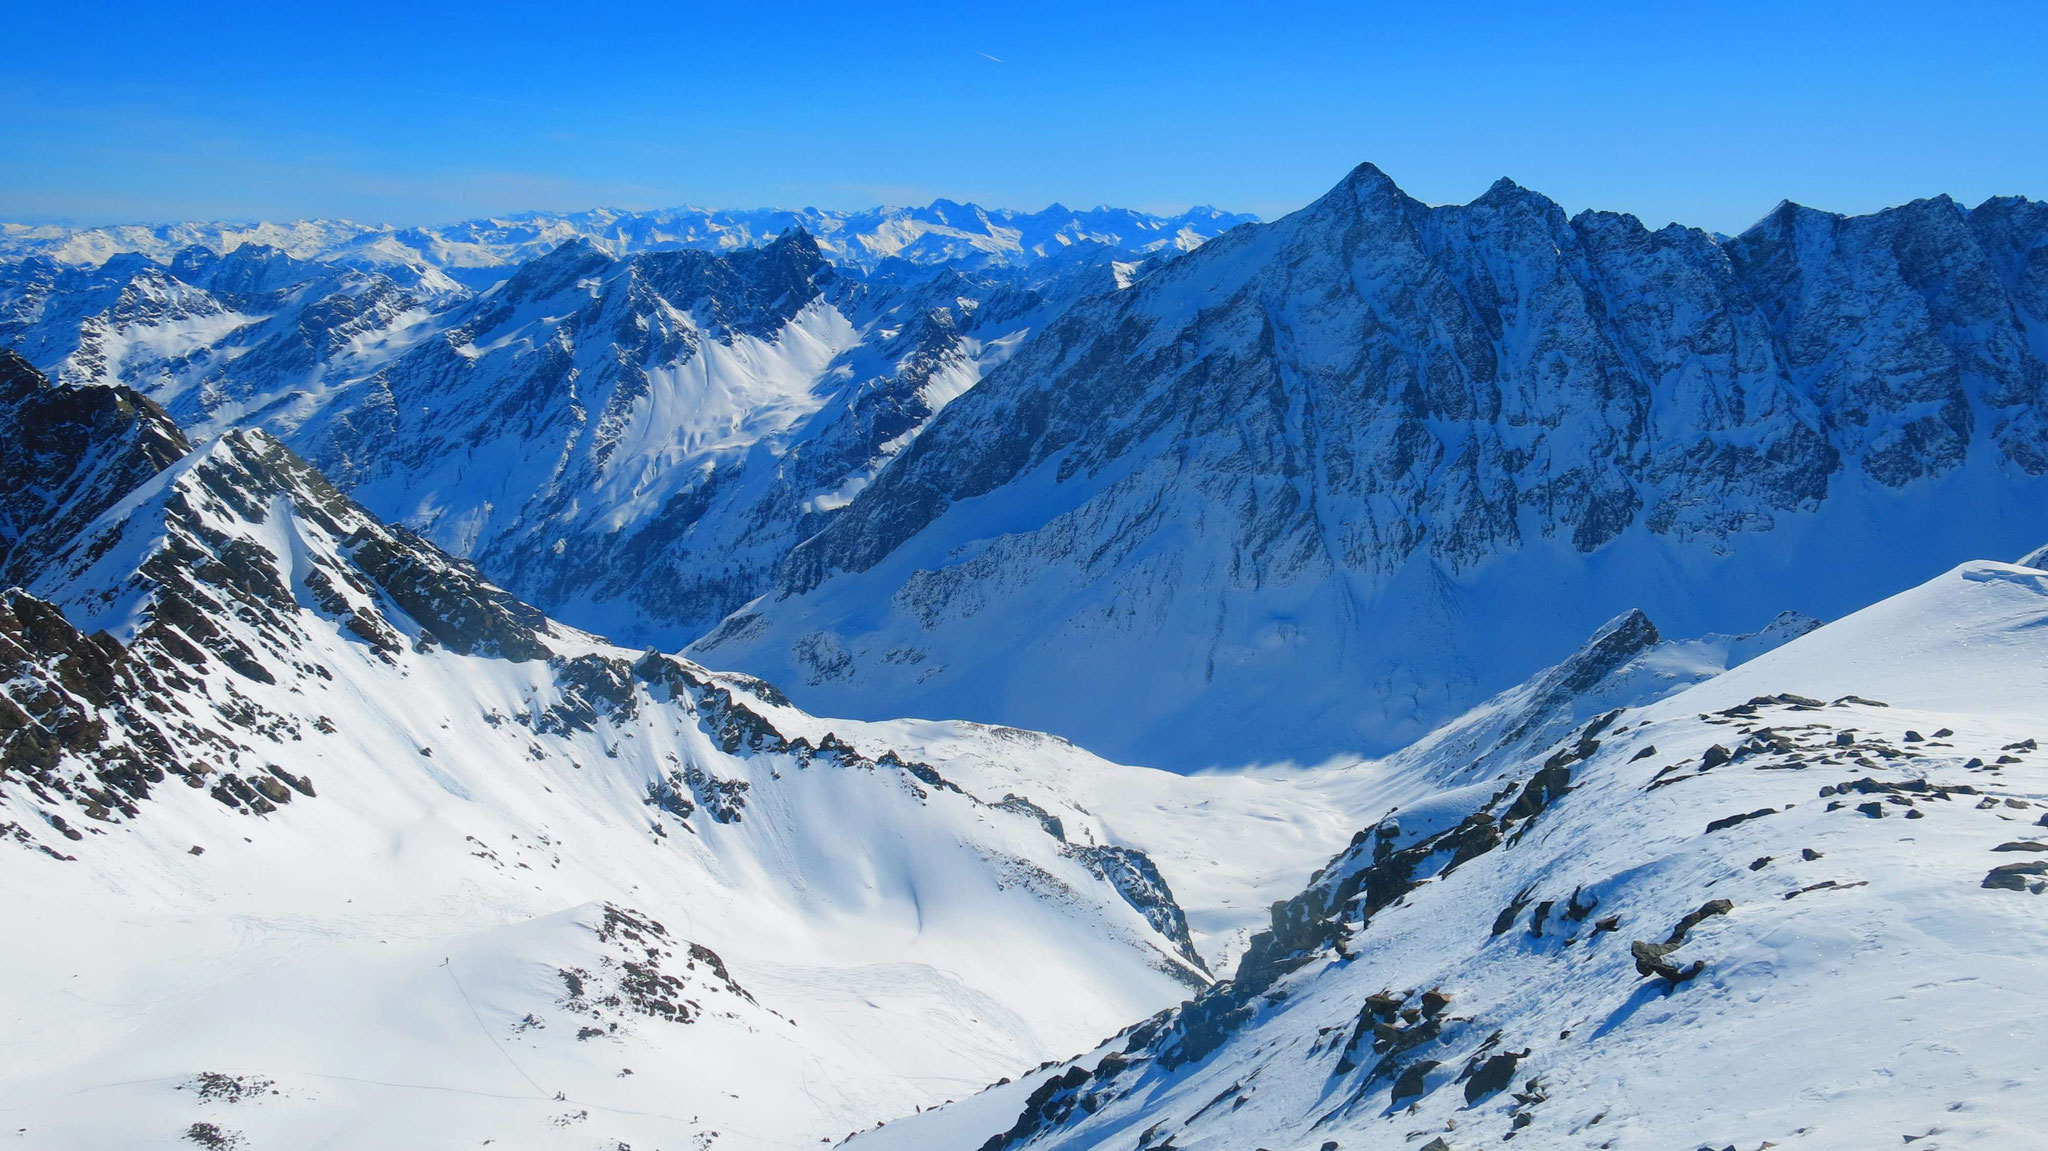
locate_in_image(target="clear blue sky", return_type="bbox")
[5,0,2044,234]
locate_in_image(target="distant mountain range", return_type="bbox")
[8,169,2048,772]
[0,200,1256,286]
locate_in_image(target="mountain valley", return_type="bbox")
[6,166,2048,1151]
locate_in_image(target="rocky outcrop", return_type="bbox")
[0,349,189,586]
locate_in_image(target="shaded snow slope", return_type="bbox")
[847,558,2048,1151]
[695,164,2048,770]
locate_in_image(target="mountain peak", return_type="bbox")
[1336,159,1403,195]
[0,353,189,589]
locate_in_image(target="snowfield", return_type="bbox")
[846,560,2048,1151]
[0,353,1359,1150]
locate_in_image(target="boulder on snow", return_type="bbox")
[1464,1050,1528,1103]
[1983,861,2048,891]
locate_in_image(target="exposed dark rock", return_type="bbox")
[182,1122,245,1149]
[1562,886,1598,923]
[0,350,190,588]
[1983,861,2048,891]
[1493,887,1537,936]
[1463,1050,1527,1103]
[1705,808,1777,833]
[1069,844,1206,972]
[975,1065,1096,1151]
[993,794,1066,841]
[1631,899,1733,984]
[1784,880,1868,900]
[1390,1059,1439,1103]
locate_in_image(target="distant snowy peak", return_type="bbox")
[281,227,1099,646]
[0,200,1256,285]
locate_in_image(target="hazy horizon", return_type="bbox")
[8,0,2045,235]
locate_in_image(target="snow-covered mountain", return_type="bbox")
[693,164,2048,769]
[285,233,1113,645]
[1,213,1232,647]
[1,200,1255,287]
[846,554,2048,1151]
[14,167,2048,777]
[9,344,2046,1149]
[0,353,1361,1149]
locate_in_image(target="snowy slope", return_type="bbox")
[847,557,2048,1151]
[0,247,455,424]
[694,164,2048,769]
[284,234,1127,645]
[0,226,1197,649]
[0,362,1347,1151]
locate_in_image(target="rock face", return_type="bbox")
[695,164,2048,768]
[0,349,191,587]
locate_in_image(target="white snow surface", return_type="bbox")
[0,425,1370,1151]
[846,559,2048,1151]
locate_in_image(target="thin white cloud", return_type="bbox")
[977,51,1003,63]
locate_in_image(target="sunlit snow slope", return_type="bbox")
[849,558,2048,1151]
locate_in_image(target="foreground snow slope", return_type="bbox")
[849,558,2048,1151]
[0,358,1351,1150]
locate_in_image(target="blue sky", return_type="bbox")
[6,0,2044,233]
